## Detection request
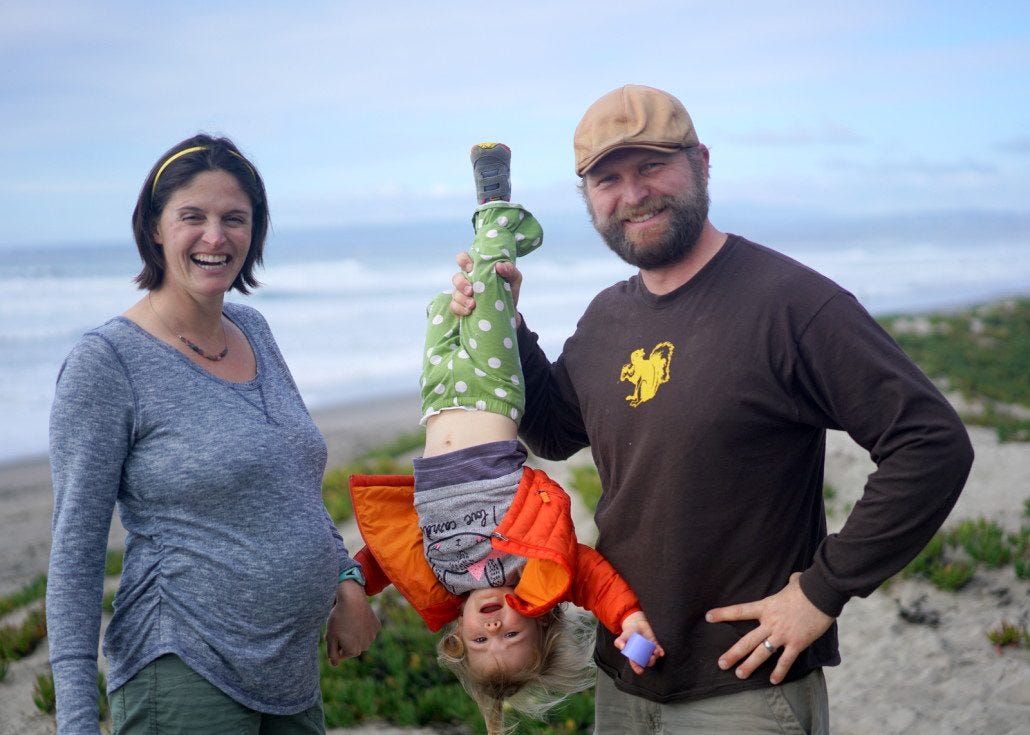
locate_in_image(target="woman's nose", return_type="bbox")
[202,222,226,245]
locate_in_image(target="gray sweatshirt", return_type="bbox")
[47,302,354,734]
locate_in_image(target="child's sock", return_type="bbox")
[471,142,511,204]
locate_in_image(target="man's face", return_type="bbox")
[582,147,709,270]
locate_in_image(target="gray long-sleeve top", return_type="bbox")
[47,302,355,734]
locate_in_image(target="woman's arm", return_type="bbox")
[47,335,135,734]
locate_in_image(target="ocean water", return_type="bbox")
[1,217,1028,464]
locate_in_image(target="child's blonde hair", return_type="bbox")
[437,605,596,735]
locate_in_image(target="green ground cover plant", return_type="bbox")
[569,464,603,512]
[33,671,56,714]
[1011,526,1030,580]
[321,430,423,523]
[879,298,1030,441]
[105,548,124,577]
[0,573,47,616]
[902,532,975,591]
[901,515,1028,591]
[950,518,1011,567]
[320,589,594,734]
[0,605,47,662]
[986,620,1030,650]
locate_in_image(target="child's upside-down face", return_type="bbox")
[459,586,545,675]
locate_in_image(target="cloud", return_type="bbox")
[997,135,1030,154]
[827,155,997,177]
[729,123,866,146]
[1,1,1028,244]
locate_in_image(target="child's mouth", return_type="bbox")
[480,603,502,614]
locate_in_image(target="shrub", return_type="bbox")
[1010,526,1030,580]
[33,672,56,715]
[948,518,1011,567]
[32,670,109,721]
[320,590,469,728]
[570,464,603,512]
[105,549,124,577]
[879,298,1030,441]
[0,606,47,662]
[97,671,110,723]
[927,560,975,591]
[321,434,421,525]
[0,574,47,616]
[986,620,1029,649]
[319,590,595,733]
[901,533,974,591]
[903,533,946,578]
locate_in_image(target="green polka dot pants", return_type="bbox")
[422,202,543,423]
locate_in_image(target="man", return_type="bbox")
[451,85,973,733]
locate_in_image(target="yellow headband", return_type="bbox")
[150,145,256,197]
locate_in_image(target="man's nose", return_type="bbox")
[621,175,651,206]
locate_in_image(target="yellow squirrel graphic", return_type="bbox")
[620,341,675,407]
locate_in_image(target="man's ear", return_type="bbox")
[697,143,711,172]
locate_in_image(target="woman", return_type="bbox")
[46,134,379,734]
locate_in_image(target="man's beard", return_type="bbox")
[590,162,710,270]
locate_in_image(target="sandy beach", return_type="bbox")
[1,392,1027,734]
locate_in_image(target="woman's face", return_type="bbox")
[151,169,253,300]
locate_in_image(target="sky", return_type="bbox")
[1,0,1028,248]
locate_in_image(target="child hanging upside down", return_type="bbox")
[345,143,663,734]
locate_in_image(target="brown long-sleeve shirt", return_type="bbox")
[517,234,973,703]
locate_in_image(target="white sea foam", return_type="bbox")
[1,227,1027,464]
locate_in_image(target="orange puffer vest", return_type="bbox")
[349,466,640,633]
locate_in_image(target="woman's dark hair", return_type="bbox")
[131,134,269,293]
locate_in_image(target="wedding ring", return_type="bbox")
[762,639,776,653]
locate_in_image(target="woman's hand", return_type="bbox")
[325,580,381,666]
[615,610,665,675]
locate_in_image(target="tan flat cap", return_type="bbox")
[574,85,699,176]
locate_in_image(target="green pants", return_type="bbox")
[594,668,829,734]
[110,654,326,735]
[422,201,543,422]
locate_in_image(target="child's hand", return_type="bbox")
[615,611,664,674]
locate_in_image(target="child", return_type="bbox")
[348,143,662,734]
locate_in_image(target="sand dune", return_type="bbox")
[2,394,1027,734]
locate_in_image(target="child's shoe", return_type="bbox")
[471,142,511,204]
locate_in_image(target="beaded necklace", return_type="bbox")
[148,294,229,362]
